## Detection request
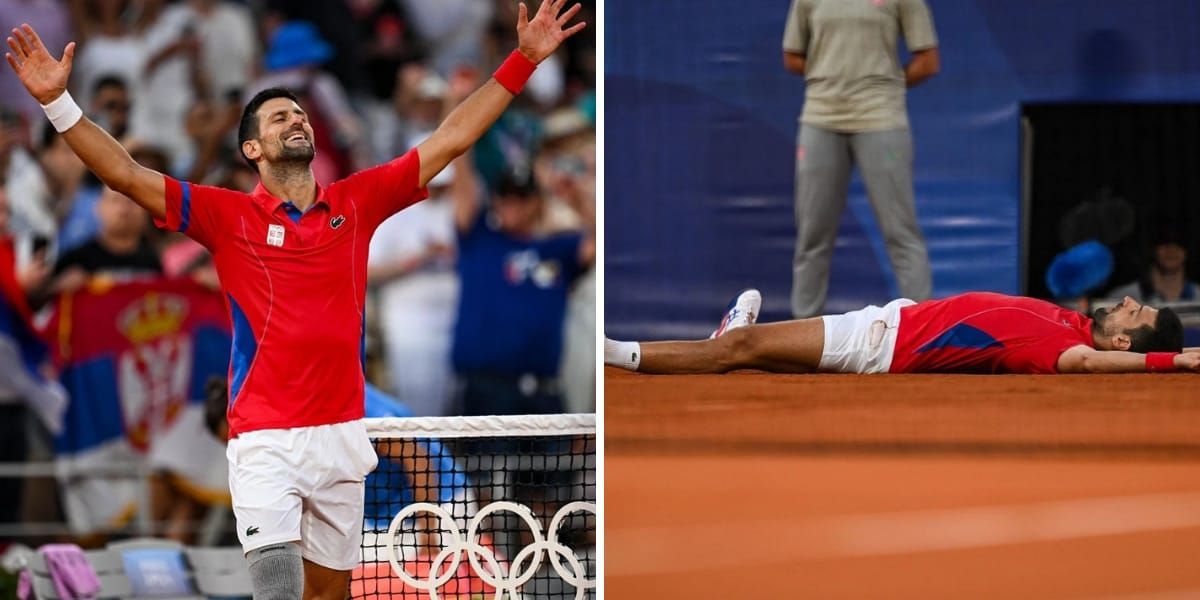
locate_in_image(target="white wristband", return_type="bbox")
[40,91,83,133]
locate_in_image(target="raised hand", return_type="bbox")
[516,0,586,64]
[5,23,75,105]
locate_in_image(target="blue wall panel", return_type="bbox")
[605,0,1200,339]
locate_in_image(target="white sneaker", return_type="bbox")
[710,289,762,339]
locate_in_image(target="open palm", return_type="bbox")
[517,0,586,64]
[6,24,75,105]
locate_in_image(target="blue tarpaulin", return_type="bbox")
[605,0,1200,339]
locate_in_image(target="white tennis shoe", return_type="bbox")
[710,289,762,339]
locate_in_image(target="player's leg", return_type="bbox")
[607,289,824,374]
[792,124,852,318]
[301,561,350,600]
[228,432,307,599]
[300,420,380,600]
[247,543,305,600]
[850,129,932,302]
[632,318,826,374]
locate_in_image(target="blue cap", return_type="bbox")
[1046,240,1114,299]
[264,22,333,71]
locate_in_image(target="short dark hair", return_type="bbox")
[492,167,538,198]
[237,87,300,170]
[91,73,128,96]
[1126,307,1184,353]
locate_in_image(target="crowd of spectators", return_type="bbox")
[0,0,596,544]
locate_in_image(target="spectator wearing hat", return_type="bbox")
[246,21,369,183]
[1110,226,1199,304]
[450,158,594,417]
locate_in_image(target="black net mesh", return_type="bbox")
[355,422,597,599]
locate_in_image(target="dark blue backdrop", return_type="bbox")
[605,0,1200,340]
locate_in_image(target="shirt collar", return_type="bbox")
[252,180,330,215]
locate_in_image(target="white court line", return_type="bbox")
[607,491,1200,577]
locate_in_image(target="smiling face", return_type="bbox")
[1091,296,1160,350]
[241,97,316,170]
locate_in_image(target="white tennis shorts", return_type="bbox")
[227,419,379,570]
[819,298,915,374]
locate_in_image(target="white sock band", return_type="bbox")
[605,339,641,372]
[40,91,83,133]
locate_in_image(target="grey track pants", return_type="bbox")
[791,124,932,318]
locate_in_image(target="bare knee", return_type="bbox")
[714,327,761,371]
[302,561,350,600]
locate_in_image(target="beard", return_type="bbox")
[273,130,315,164]
[1090,306,1109,336]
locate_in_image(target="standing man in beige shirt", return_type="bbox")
[783,0,940,318]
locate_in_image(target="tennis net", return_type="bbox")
[354,414,597,599]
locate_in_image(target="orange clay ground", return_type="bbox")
[604,367,1200,599]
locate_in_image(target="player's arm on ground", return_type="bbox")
[6,24,166,220]
[1057,345,1200,374]
[417,0,585,187]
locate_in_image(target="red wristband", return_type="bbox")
[493,50,537,95]
[1146,352,1179,373]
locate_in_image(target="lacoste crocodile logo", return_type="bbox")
[331,215,346,229]
[246,526,260,536]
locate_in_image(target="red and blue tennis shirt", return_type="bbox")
[154,149,427,436]
[890,292,1094,374]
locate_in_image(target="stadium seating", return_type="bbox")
[21,541,250,600]
[183,547,253,598]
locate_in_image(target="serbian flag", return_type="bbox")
[0,237,48,376]
[45,279,233,532]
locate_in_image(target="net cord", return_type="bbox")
[364,414,596,439]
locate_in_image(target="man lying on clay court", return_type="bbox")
[606,290,1200,375]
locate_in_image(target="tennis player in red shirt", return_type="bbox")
[8,3,584,597]
[606,290,1200,375]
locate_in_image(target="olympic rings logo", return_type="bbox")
[384,500,596,599]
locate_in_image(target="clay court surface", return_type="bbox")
[604,368,1200,598]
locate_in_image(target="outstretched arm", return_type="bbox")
[6,24,165,219]
[416,0,585,187]
[1057,345,1200,374]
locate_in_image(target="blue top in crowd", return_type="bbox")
[452,212,583,377]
